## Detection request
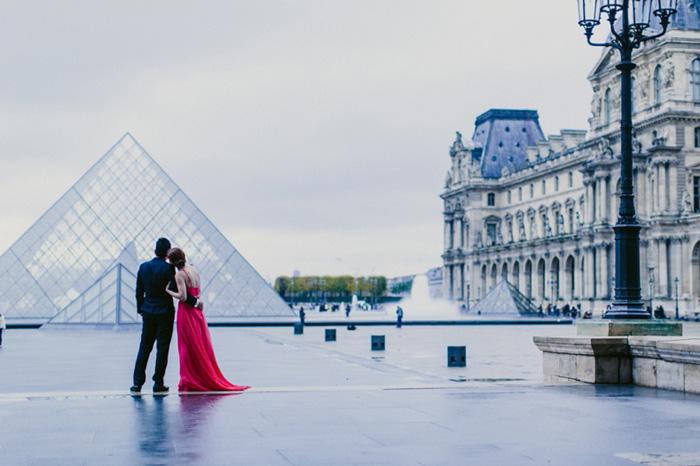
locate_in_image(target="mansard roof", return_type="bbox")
[471,109,545,179]
[669,1,700,31]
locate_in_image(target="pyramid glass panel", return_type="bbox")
[1,133,293,322]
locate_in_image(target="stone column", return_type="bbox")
[584,182,593,224]
[444,219,451,251]
[600,245,610,299]
[585,247,595,299]
[456,217,463,249]
[600,176,612,222]
[659,163,668,212]
[636,169,646,218]
[658,238,669,297]
[669,162,679,213]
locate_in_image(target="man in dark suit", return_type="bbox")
[130,238,202,394]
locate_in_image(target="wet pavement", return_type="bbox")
[0,323,699,465]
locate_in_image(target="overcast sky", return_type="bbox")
[0,1,603,282]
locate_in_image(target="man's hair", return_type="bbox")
[155,238,171,258]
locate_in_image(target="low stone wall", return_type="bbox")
[533,336,700,394]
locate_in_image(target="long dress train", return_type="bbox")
[176,282,249,392]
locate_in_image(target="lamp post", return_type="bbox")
[675,276,679,320]
[577,0,678,319]
[648,275,654,319]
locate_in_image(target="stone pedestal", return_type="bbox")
[534,335,700,394]
[576,319,682,336]
[533,336,631,384]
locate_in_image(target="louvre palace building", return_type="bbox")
[441,3,700,318]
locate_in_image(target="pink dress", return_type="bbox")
[176,271,249,392]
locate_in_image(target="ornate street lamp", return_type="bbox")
[577,0,678,319]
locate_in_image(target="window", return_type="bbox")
[695,127,700,148]
[507,190,512,204]
[604,88,611,124]
[486,223,497,246]
[568,208,575,233]
[518,187,523,201]
[654,65,662,104]
[694,177,700,213]
[691,59,700,101]
[569,171,573,187]
[487,193,495,206]
[555,176,559,191]
[530,183,534,198]
[542,180,546,195]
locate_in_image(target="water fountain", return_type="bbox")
[396,274,458,319]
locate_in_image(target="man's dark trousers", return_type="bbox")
[133,309,174,387]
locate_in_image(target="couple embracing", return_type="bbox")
[130,238,249,394]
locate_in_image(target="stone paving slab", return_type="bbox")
[0,324,699,465]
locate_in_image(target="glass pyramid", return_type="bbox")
[0,133,293,322]
[466,279,538,316]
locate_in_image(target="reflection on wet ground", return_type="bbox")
[0,325,698,465]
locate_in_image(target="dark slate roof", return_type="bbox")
[471,109,545,179]
[669,1,700,30]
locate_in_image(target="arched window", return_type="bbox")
[537,259,546,301]
[565,256,575,300]
[490,264,498,289]
[481,265,487,298]
[654,65,663,104]
[691,59,700,101]
[501,263,508,282]
[551,257,560,302]
[604,88,612,124]
[513,261,520,290]
[569,171,573,187]
[487,193,495,206]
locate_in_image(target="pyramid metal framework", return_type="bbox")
[0,133,293,322]
[466,279,538,316]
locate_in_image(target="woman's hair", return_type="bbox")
[167,248,186,269]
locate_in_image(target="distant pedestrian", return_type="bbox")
[0,312,5,346]
[396,306,403,328]
[345,304,351,317]
[299,306,305,324]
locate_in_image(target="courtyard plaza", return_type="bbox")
[0,321,699,465]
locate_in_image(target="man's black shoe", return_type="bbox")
[130,385,141,394]
[153,384,169,393]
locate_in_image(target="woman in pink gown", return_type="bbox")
[166,248,249,392]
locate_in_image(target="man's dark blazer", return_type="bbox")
[136,256,197,314]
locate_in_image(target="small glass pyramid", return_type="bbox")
[467,279,538,316]
[0,134,293,322]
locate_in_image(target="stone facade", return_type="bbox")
[442,6,700,318]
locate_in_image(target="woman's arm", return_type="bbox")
[165,271,188,302]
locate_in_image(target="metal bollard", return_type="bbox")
[371,335,385,351]
[325,328,336,341]
[447,346,466,367]
[294,322,304,335]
